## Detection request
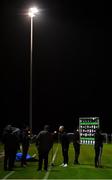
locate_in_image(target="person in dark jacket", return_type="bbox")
[94,128,104,168]
[36,125,53,171]
[59,126,69,167]
[2,125,20,171]
[21,126,31,167]
[73,128,80,164]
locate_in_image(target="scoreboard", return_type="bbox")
[79,117,100,144]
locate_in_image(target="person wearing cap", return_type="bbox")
[36,125,53,171]
[59,125,69,167]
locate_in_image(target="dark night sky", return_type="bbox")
[0,0,112,133]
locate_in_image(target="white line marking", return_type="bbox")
[43,145,59,180]
[2,171,15,180]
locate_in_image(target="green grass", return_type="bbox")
[0,143,3,153]
[0,143,112,179]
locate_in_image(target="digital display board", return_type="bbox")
[79,117,100,144]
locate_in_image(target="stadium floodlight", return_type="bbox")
[28,7,39,131]
[28,7,39,17]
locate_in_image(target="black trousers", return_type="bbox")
[95,146,102,167]
[4,147,17,170]
[73,143,80,163]
[62,146,69,164]
[21,145,29,165]
[38,151,49,170]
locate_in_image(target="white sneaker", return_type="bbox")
[60,163,64,166]
[63,164,67,167]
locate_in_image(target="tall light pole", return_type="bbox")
[28,7,38,131]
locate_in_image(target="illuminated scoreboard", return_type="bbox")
[79,117,100,144]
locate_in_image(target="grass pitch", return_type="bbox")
[0,143,112,179]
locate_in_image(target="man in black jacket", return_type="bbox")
[2,125,20,171]
[59,126,69,167]
[73,128,80,164]
[94,128,104,168]
[36,125,53,171]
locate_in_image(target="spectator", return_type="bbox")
[2,125,20,171]
[94,128,104,168]
[73,128,80,164]
[59,125,69,167]
[36,125,53,171]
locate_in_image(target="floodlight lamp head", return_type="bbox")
[28,7,39,17]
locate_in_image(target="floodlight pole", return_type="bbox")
[28,7,38,131]
[29,16,33,130]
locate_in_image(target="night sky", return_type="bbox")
[0,0,111,133]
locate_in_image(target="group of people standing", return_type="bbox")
[2,124,80,171]
[2,124,104,172]
[2,124,54,172]
[59,125,104,168]
[2,124,31,171]
[35,125,81,171]
[59,125,80,167]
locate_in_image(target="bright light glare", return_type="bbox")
[28,7,39,17]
